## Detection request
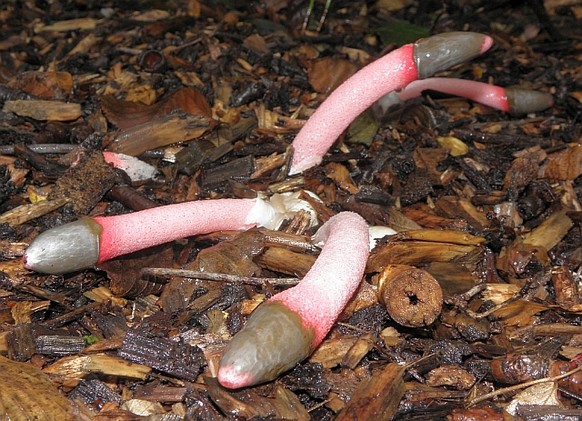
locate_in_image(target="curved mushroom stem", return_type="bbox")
[289,32,493,174]
[218,211,370,388]
[377,78,554,114]
[23,198,277,275]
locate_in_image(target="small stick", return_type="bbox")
[467,365,582,407]
[141,268,299,287]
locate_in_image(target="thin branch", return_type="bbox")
[467,365,582,407]
[141,267,300,287]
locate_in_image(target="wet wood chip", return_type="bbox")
[3,100,82,121]
[118,329,204,381]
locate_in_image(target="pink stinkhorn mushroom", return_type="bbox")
[289,31,494,174]
[376,78,554,115]
[217,211,370,389]
[23,198,278,275]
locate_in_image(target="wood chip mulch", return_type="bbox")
[0,1,581,420]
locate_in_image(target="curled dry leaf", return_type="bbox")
[307,57,358,94]
[505,382,561,416]
[101,87,214,130]
[0,355,74,420]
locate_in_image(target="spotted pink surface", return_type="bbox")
[95,198,267,262]
[269,212,370,346]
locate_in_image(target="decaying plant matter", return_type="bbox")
[0,1,580,419]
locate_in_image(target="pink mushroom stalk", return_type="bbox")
[23,198,277,275]
[377,78,554,114]
[289,31,494,174]
[217,211,370,389]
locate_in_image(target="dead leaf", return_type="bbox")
[101,87,214,130]
[307,57,358,94]
[505,382,561,416]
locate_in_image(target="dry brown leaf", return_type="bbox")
[307,57,358,94]
[505,382,561,416]
[101,87,214,130]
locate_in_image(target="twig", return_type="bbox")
[141,267,299,287]
[467,365,582,407]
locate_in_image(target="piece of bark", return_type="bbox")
[502,146,547,199]
[324,162,359,194]
[542,143,582,181]
[133,383,188,403]
[439,310,490,342]
[336,363,405,421]
[341,332,376,369]
[552,266,580,309]
[101,87,213,130]
[425,261,480,298]
[35,335,86,356]
[434,196,490,232]
[103,246,171,298]
[159,229,264,313]
[3,99,81,121]
[425,365,476,390]
[256,247,316,277]
[7,71,74,99]
[69,378,123,406]
[368,236,483,273]
[310,337,360,368]
[43,353,151,386]
[49,149,117,215]
[521,209,573,251]
[400,202,470,231]
[6,323,35,361]
[118,329,204,381]
[106,112,211,156]
[200,155,255,188]
[0,198,70,226]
